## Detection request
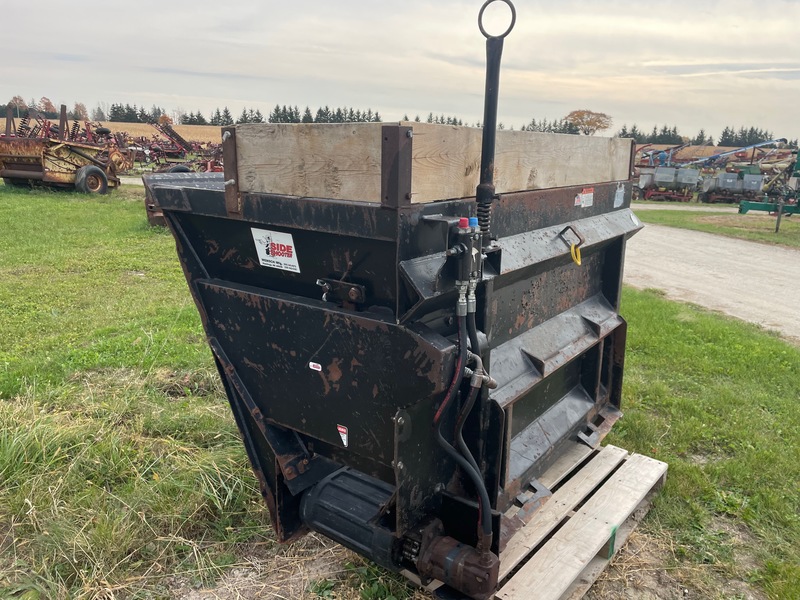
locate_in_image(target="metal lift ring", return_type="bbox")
[478,0,516,39]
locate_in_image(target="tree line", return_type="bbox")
[615,123,797,148]
[6,95,797,148]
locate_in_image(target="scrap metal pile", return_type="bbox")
[1,104,122,193]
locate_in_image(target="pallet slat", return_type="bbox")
[498,445,629,581]
[496,453,667,600]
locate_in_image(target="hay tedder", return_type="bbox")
[143,2,666,598]
[1,105,121,193]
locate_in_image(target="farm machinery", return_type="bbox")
[142,2,666,598]
[634,166,699,201]
[692,139,789,204]
[1,104,121,193]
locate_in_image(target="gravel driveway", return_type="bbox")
[624,222,800,343]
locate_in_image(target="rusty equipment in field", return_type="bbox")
[144,2,666,598]
[1,104,120,193]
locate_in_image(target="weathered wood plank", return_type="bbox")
[562,483,664,600]
[236,123,383,202]
[234,122,633,203]
[497,445,629,581]
[496,454,668,600]
[537,441,596,490]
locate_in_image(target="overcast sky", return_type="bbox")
[3,0,799,141]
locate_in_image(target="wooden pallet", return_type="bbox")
[495,444,667,600]
[404,445,667,599]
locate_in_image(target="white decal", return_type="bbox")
[614,183,625,208]
[251,227,300,273]
[337,424,349,447]
[309,362,322,372]
[580,187,594,208]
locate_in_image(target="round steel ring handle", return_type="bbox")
[478,0,516,39]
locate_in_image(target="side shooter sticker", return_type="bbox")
[251,227,300,273]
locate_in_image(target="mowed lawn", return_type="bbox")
[0,184,798,599]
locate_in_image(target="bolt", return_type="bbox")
[396,461,404,471]
[224,178,236,187]
[348,287,360,301]
[222,130,231,141]
[397,416,405,427]
[406,130,413,138]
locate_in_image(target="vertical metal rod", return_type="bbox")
[476,0,515,246]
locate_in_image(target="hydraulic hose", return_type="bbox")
[467,313,481,358]
[435,405,492,538]
[433,315,468,425]
[455,385,482,484]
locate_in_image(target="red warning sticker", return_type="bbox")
[337,424,349,447]
[309,362,322,372]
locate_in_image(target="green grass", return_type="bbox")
[0,184,274,599]
[608,289,800,598]
[636,208,800,248]
[1,183,798,598]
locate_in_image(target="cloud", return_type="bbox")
[1,0,799,140]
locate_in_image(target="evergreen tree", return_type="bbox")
[237,108,250,124]
[221,107,233,126]
[302,107,314,123]
[692,129,707,145]
[718,126,735,146]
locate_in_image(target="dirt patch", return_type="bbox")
[586,532,690,600]
[587,529,766,600]
[170,535,350,600]
[149,367,223,398]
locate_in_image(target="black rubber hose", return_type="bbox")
[455,384,482,479]
[467,313,481,358]
[433,315,492,537]
[461,312,484,473]
[435,412,492,537]
[434,316,468,425]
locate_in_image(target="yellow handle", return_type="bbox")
[570,243,582,266]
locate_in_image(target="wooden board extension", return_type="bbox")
[233,122,633,203]
[495,445,667,600]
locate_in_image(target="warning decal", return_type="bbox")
[579,187,594,208]
[251,227,300,273]
[337,424,349,447]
